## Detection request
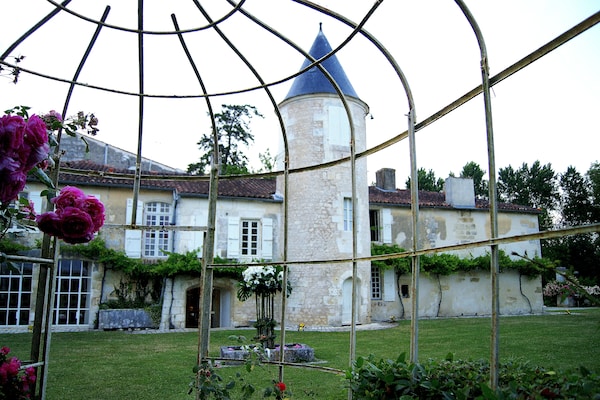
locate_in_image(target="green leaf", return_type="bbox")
[29,167,55,189]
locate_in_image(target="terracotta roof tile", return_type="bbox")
[47,161,540,213]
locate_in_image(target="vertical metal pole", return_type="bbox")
[407,108,420,363]
[454,0,499,389]
[197,159,218,365]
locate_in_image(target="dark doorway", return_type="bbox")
[185,287,221,328]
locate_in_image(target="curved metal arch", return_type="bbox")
[44,0,247,35]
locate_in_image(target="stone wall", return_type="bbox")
[371,270,543,320]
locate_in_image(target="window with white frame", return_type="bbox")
[241,220,260,257]
[371,267,382,300]
[144,202,171,257]
[0,262,33,326]
[343,197,353,231]
[53,259,91,325]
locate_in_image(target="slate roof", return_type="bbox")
[284,24,359,101]
[52,161,539,214]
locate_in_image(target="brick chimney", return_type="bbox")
[375,168,396,191]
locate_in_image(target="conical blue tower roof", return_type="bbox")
[284,25,358,100]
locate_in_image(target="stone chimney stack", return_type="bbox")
[444,177,475,208]
[375,168,396,191]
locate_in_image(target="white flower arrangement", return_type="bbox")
[237,265,291,301]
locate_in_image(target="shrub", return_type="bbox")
[346,353,600,399]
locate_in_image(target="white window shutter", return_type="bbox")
[28,192,44,214]
[227,217,240,258]
[382,209,392,244]
[192,231,204,257]
[125,230,142,258]
[383,268,395,301]
[261,218,273,260]
[126,198,143,225]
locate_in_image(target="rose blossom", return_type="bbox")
[36,212,63,238]
[52,186,86,209]
[0,169,27,204]
[81,196,105,231]
[275,382,286,392]
[23,114,48,148]
[0,114,25,152]
[58,207,95,244]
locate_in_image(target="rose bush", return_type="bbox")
[0,107,104,244]
[0,346,36,400]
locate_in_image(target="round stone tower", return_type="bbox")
[277,26,371,327]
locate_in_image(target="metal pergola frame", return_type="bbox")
[1,2,598,399]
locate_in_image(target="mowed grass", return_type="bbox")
[1,309,599,399]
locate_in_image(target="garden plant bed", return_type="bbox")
[220,343,315,363]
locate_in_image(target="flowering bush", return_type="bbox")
[0,346,36,399]
[543,280,578,298]
[0,107,104,244]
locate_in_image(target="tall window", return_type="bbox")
[54,260,91,325]
[0,263,32,326]
[241,220,260,257]
[369,209,381,242]
[144,202,171,257]
[343,197,353,231]
[371,267,382,300]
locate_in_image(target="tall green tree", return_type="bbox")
[459,161,488,199]
[405,168,444,192]
[187,104,263,175]
[543,164,600,285]
[497,161,558,230]
[587,161,600,222]
[559,166,592,226]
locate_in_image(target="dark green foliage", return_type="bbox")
[460,161,488,199]
[497,161,558,230]
[346,353,600,399]
[0,239,30,254]
[405,168,444,192]
[371,244,549,277]
[371,243,411,274]
[187,104,264,176]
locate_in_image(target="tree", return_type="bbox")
[459,161,488,199]
[559,166,592,226]
[587,161,600,223]
[498,161,558,230]
[187,104,263,175]
[254,148,277,173]
[542,164,600,285]
[405,168,444,192]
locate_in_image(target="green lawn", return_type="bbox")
[1,309,599,399]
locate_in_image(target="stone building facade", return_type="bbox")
[1,28,543,333]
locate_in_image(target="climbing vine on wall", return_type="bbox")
[371,243,552,277]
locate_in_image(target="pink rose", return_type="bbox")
[23,114,48,148]
[0,114,25,152]
[52,186,86,210]
[36,212,63,238]
[0,169,27,203]
[59,207,95,244]
[81,196,105,231]
[0,346,9,356]
[22,141,50,171]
